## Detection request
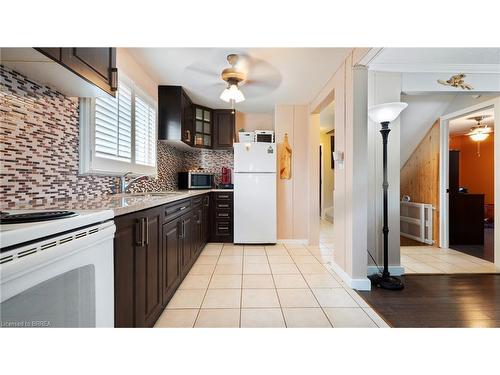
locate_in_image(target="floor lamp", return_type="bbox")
[367,102,408,290]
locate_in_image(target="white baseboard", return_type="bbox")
[367,265,405,276]
[328,261,371,291]
[277,239,309,245]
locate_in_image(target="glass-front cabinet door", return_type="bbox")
[194,106,212,148]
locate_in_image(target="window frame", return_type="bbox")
[79,74,157,177]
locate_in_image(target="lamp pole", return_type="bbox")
[368,102,407,290]
[380,121,391,279]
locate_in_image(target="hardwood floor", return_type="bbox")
[450,227,495,262]
[358,274,500,327]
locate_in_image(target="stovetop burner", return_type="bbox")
[0,210,78,224]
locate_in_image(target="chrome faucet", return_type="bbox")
[117,172,149,193]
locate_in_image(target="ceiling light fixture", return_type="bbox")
[220,54,246,113]
[220,83,245,103]
[466,115,493,156]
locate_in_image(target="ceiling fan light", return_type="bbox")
[230,84,245,103]
[470,132,489,142]
[220,87,232,102]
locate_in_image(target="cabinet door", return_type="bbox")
[60,48,117,96]
[213,110,235,149]
[180,213,194,276]
[202,195,211,244]
[134,208,163,327]
[162,219,182,305]
[114,213,138,327]
[182,91,194,146]
[192,206,203,256]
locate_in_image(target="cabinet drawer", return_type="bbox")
[215,221,232,236]
[164,199,191,222]
[215,210,232,219]
[215,192,232,201]
[215,202,232,210]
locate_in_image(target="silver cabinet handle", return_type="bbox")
[145,217,149,245]
[218,195,229,199]
[135,218,145,246]
[179,206,187,211]
[218,204,229,208]
[218,226,229,230]
[218,213,229,217]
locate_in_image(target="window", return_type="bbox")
[79,74,157,176]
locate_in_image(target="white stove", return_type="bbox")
[0,209,115,327]
[0,209,113,249]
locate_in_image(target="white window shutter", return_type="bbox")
[94,81,132,162]
[135,95,156,166]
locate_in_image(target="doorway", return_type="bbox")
[443,105,496,265]
[399,95,499,274]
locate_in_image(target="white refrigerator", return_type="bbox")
[234,142,277,244]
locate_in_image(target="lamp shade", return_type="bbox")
[220,84,245,103]
[470,132,489,142]
[368,102,408,124]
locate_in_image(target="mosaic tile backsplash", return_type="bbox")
[0,65,233,209]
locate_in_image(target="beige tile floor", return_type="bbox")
[401,246,498,274]
[155,223,387,328]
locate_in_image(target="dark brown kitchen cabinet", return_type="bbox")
[114,193,212,327]
[35,47,117,96]
[210,191,234,242]
[114,206,163,328]
[158,86,194,146]
[213,109,235,149]
[161,219,182,305]
[202,195,211,244]
[193,105,213,148]
[179,212,195,276]
[191,199,204,256]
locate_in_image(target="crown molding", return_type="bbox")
[368,63,500,74]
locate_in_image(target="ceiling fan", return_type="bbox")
[184,51,281,109]
[466,115,493,142]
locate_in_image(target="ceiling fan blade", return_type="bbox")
[185,64,220,78]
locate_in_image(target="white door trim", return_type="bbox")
[439,97,500,268]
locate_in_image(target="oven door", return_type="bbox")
[190,173,213,189]
[0,221,115,328]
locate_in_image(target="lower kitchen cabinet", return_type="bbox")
[114,193,212,327]
[161,219,182,306]
[114,206,163,328]
[210,191,234,243]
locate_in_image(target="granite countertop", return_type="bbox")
[4,189,233,217]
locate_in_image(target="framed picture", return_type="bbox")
[330,135,335,169]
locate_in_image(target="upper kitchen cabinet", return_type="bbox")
[194,105,213,148]
[213,109,235,149]
[0,47,117,97]
[158,86,194,147]
[57,48,117,96]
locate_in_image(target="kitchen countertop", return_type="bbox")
[3,189,233,217]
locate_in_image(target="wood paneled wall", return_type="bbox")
[400,120,440,245]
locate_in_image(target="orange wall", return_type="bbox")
[449,133,495,204]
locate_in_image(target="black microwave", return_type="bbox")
[178,171,214,189]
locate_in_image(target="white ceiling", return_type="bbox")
[125,48,351,113]
[320,101,335,133]
[449,108,495,136]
